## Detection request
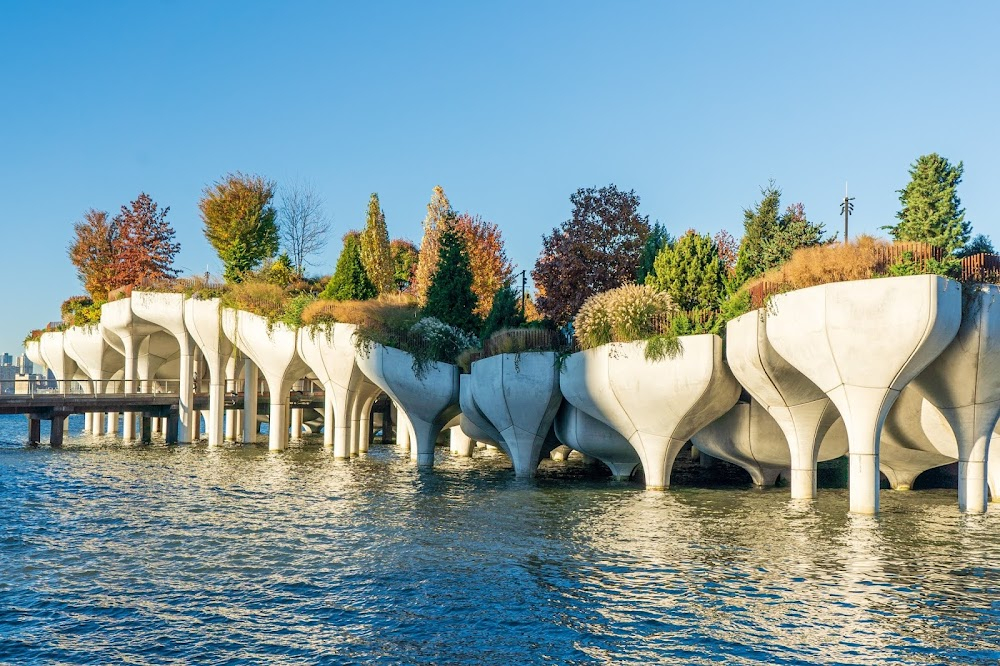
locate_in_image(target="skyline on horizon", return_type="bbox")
[3,1,999,353]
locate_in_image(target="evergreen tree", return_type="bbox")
[957,233,995,258]
[413,185,454,305]
[646,230,725,311]
[481,283,525,338]
[359,193,394,294]
[887,153,970,254]
[322,232,377,301]
[423,228,479,333]
[637,221,672,283]
[390,238,420,291]
[733,182,824,285]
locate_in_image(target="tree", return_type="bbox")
[646,230,725,311]
[733,182,825,284]
[112,193,180,289]
[637,222,672,283]
[423,228,479,333]
[413,185,454,305]
[714,229,739,278]
[481,282,526,338]
[67,209,118,301]
[279,181,329,276]
[200,172,279,282]
[957,233,995,258]
[359,193,394,294]
[453,213,514,317]
[887,153,970,254]
[390,239,420,292]
[532,185,650,325]
[321,232,377,301]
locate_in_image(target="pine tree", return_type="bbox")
[481,283,525,338]
[888,153,970,254]
[423,228,479,333]
[637,222,671,283]
[322,232,377,301]
[413,185,454,305]
[646,230,725,311]
[359,193,394,294]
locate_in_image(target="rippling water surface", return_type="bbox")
[1,414,999,664]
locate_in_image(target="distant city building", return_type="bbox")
[15,353,32,375]
[0,353,11,366]
[0,365,17,394]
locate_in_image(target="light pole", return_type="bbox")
[840,182,855,243]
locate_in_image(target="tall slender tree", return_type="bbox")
[359,193,394,294]
[67,209,118,301]
[322,232,377,301]
[637,221,671,283]
[412,185,453,305]
[200,172,279,282]
[887,153,970,254]
[423,228,479,333]
[532,184,650,326]
[113,193,180,288]
[453,213,514,317]
[390,238,420,292]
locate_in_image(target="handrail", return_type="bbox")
[4,379,183,398]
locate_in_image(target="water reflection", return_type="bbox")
[1,416,999,664]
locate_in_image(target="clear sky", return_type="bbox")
[2,1,998,356]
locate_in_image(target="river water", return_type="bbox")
[1,414,998,665]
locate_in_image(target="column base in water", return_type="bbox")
[849,452,879,514]
[959,460,988,514]
[789,467,817,500]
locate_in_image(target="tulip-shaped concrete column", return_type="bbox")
[297,324,364,458]
[988,426,1000,502]
[766,275,961,514]
[906,285,1000,513]
[458,375,502,448]
[223,310,309,451]
[469,352,563,477]
[554,402,639,480]
[726,310,843,499]
[184,299,232,446]
[355,344,459,467]
[878,386,957,490]
[561,335,741,490]
[131,292,196,443]
[64,324,125,436]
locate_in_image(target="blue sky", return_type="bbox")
[2,1,997,356]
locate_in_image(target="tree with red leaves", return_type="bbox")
[532,185,650,326]
[452,213,514,318]
[112,193,180,289]
[67,209,118,301]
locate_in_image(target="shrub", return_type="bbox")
[61,296,103,326]
[575,284,677,350]
[222,280,287,322]
[355,315,479,378]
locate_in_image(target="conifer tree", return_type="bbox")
[646,230,725,311]
[322,232,377,301]
[423,228,479,333]
[413,185,454,305]
[390,239,420,291]
[637,222,671,283]
[887,153,970,254]
[481,283,525,338]
[359,193,394,294]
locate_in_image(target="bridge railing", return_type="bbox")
[11,379,182,398]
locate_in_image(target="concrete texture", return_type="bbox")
[553,402,639,480]
[184,298,233,447]
[469,352,563,477]
[458,375,502,448]
[297,323,365,458]
[726,310,844,499]
[907,285,1000,513]
[560,335,741,490]
[878,385,958,490]
[355,344,459,467]
[765,275,961,513]
[223,309,310,451]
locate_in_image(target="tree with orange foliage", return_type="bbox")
[412,185,453,305]
[67,209,118,301]
[713,229,739,278]
[452,213,514,317]
[112,193,180,288]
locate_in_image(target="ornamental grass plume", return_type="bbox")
[574,284,677,350]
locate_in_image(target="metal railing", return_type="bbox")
[7,379,182,398]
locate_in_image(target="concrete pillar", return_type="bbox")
[450,425,474,457]
[359,395,377,454]
[121,339,138,443]
[165,411,179,444]
[50,415,65,447]
[225,407,236,441]
[323,389,335,451]
[140,416,152,444]
[243,360,258,444]
[106,411,118,436]
[291,408,303,441]
[234,410,243,441]
[27,416,41,445]
[84,412,93,432]
[92,411,105,436]
[151,417,160,435]
[177,338,194,444]
[397,411,411,453]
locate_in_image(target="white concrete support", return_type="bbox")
[243,360,259,444]
[879,387,957,490]
[766,275,962,514]
[223,310,309,452]
[358,394,378,453]
[225,407,236,441]
[290,408,303,441]
[908,285,1000,514]
[397,410,411,453]
[458,375,503,449]
[553,402,639,480]
[560,335,740,490]
[84,412,93,431]
[450,426,475,457]
[726,310,846,499]
[297,325,363,460]
[63,326,124,439]
[107,411,119,436]
[185,299,234,448]
[322,390,335,450]
[355,344,460,468]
